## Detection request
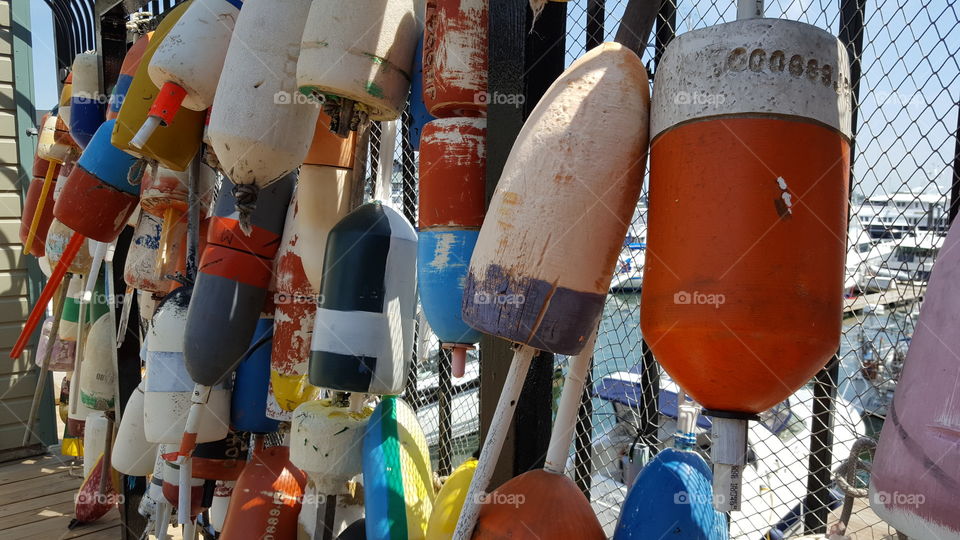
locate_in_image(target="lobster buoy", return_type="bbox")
[457,42,649,538]
[184,174,293,386]
[139,164,212,279]
[111,1,204,171]
[69,53,105,148]
[425,458,476,539]
[268,192,321,417]
[131,0,242,148]
[107,34,152,121]
[178,429,250,482]
[144,287,231,444]
[363,396,434,539]
[870,221,960,538]
[57,275,85,341]
[78,313,116,410]
[290,396,373,495]
[112,382,158,476]
[297,0,423,130]
[161,457,207,519]
[209,481,233,533]
[24,113,77,254]
[231,314,280,433]
[124,211,176,293]
[309,202,417,395]
[418,118,485,377]
[82,411,110,479]
[641,18,850,511]
[19,151,62,257]
[54,119,139,243]
[35,316,76,371]
[220,441,306,538]
[208,0,319,231]
[422,0,487,117]
[408,37,436,151]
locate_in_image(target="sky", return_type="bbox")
[29,0,58,111]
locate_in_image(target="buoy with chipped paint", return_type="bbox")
[35,316,76,372]
[178,428,250,482]
[363,396,434,539]
[20,144,62,257]
[456,42,650,538]
[297,0,423,133]
[309,202,417,395]
[231,314,280,433]
[124,211,180,293]
[143,287,231,444]
[78,313,117,410]
[54,118,139,243]
[409,37,436,150]
[69,53,105,148]
[641,18,850,512]
[108,34,152,121]
[112,382,158,476]
[418,118,485,378]
[111,1,205,171]
[209,481,233,533]
[24,112,77,254]
[220,440,306,538]
[184,174,293,387]
[422,0,488,117]
[131,0,241,148]
[870,221,960,538]
[207,0,319,229]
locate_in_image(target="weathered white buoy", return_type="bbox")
[83,411,110,479]
[131,0,242,148]
[298,0,423,131]
[78,313,116,410]
[208,0,319,229]
[112,382,158,476]
[69,53,104,149]
[290,397,373,495]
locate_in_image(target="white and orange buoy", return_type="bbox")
[184,174,293,388]
[69,53,104,149]
[143,287,231,445]
[642,17,850,512]
[456,42,649,539]
[422,0,488,117]
[220,440,306,538]
[25,112,77,254]
[131,0,241,148]
[298,0,423,134]
[111,1,205,171]
[207,0,318,230]
[20,142,62,257]
[309,202,418,395]
[417,118,485,377]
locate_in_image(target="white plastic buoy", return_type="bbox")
[83,411,110,479]
[112,381,158,476]
[131,0,242,148]
[78,314,116,410]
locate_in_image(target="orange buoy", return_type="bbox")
[456,42,649,538]
[641,17,851,511]
[422,0,488,117]
[20,144,63,256]
[220,440,306,538]
[25,112,77,254]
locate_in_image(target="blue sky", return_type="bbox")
[30,0,58,111]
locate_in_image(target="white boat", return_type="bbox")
[583,368,866,539]
[845,220,896,294]
[609,237,646,293]
[853,191,948,239]
[866,230,943,287]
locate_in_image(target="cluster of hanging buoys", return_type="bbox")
[14,0,877,538]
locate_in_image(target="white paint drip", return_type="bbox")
[777,176,793,214]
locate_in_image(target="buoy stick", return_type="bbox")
[179,457,193,526]
[103,243,122,422]
[320,494,337,540]
[115,286,134,349]
[177,384,211,521]
[22,161,58,255]
[453,344,536,539]
[710,416,747,511]
[132,81,188,149]
[543,328,598,475]
[71,241,107,415]
[20,280,69,446]
[71,273,90,417]
[186,156,201,281]
[11,232,85,359]
[375,120,398,204]
[130,115,162,149]
[156,207,182,276]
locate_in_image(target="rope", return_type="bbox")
[127,159,150,186]
[832,436,877,532]
[232,182,260,236]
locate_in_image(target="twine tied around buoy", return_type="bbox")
[127,158,153,186]
[233,182,260,236]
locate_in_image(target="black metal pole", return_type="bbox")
[804,0,866,532]
[949,105,960,225]
[438,347,453,477]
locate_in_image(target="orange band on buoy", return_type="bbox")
[199,244,274,288]
[207,217,282,259]
[149,82,189,126]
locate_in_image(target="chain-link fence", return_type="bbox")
[363,1,958,538]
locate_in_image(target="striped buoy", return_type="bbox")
[184,174,293,387]
[309,202,417,395]
[642,18,850,511]
[54,119,139,243]
[69,53,104,148]
[297,0,423,128]
[418,118,485,377]
[422,0,488,117]
[112,382,158,476]
[111,1,205,171]
[143,287,231,444]
[363,396,434,539]
[131,0,241,148]
[107,34,151,121]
